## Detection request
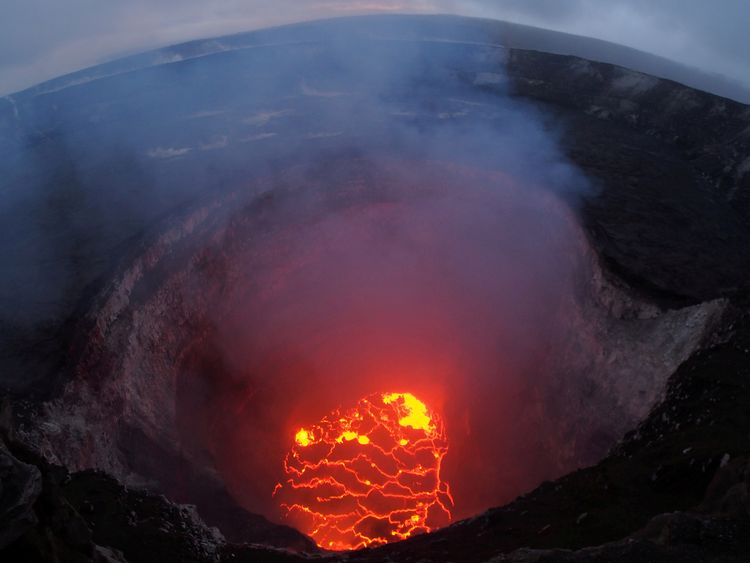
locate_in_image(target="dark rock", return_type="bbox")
[346,301,750,561]
[115,423,316,551]
[62,470,224,563]
[0,440,41,549]
[1,436,303,563]
[2,439,96,562]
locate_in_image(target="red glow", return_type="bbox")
[175,161,586,532]
[273,391,453,550]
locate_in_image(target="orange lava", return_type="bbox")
[273,392,453,550]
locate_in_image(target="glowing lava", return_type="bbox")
[274,392,453,550]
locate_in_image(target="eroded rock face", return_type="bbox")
[0,440,41,549]
[486,458,750,562]
[503,49,750,303]
[0,434,302,563]
[18,157,727,529]
[4,303,750,562]
[341,300,750,562]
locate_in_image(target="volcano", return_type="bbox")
[1,15,750,563]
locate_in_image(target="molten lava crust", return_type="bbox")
[274,392,452,550]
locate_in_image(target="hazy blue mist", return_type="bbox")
[2,1,749,98]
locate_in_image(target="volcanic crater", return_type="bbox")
[2,14,750,563]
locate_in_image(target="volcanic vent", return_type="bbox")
[275,391,452,550]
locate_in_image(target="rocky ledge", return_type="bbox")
[2,297,749,562]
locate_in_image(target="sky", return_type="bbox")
[1,0,749,96]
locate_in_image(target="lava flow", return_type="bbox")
[273,392,453,550]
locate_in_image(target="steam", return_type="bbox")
[4,13,608,531]
[167,29,591,520]
[205,169,584,518]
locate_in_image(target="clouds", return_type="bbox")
[453,0,750,95]
[1,1,749,97]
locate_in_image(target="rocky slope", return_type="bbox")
[2,298,749,561]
